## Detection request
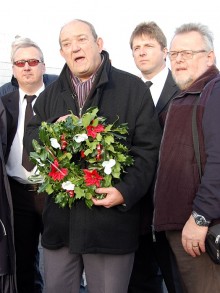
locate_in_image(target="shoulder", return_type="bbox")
[43,74,59,87]
[1,90,19,106]
[0,82,17,98]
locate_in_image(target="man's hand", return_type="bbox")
[56,114,70,122]
[92,187,124,208]
[182,215,208,257]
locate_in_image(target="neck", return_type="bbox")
[19,81,44,95]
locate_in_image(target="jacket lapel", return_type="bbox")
[156,69,179,114]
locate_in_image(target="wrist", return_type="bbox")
[191,211,211,227]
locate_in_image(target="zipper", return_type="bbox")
[79,107,83,117]
[152,225,156,242]
[71,93,84,118]
[0,219,7,236]
[216,234,220,244]
[79,97,88,118]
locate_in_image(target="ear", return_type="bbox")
[163,47,168,60]
[96,37,104,53]
[207,50,216,66]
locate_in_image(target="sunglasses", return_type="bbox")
[13,59,43,67]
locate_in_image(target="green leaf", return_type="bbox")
[104,135,114,145]
[82,107,99,127]
[74,186,85,199]
[85,198,93,208]
[45,184,54,194]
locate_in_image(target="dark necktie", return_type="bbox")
[145,81,153,88]
[22,94,37,171]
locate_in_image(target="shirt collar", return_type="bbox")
[19,84,45,102]
[143,66,169,85]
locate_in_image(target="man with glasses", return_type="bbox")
[1,39,57,293]
[0,36,58,98]
[154,23,220,291]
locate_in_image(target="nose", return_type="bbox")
[23,61,31,69]
[71,40,81,52]
[139,47,146,56]
[175,52,184,62]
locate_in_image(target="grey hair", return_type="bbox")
[11,36,44,63]
[59,19,98,48]
[129,21,167,50]
[172,23,214,51]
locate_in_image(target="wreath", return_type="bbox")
[29,107,134,208]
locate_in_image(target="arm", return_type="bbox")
[94,91,162,209]
[194,80,220,220]
[182,80,220,256]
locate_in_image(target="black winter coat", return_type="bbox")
[24,51,162,254]
[0,99,17,292]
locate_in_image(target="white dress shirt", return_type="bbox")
[6,86,45,184]
[143,67,169,106]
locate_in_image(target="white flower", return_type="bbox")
[50,138,61,149]
[102,159,116,175]
[74,133,88,143]
[62,181,75,190]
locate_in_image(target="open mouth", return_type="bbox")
[75,56,85,63]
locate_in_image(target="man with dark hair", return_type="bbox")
[129,21,181,293]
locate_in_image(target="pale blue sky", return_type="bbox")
[1,0,220,75]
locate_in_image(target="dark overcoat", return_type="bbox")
[24,50,162,254]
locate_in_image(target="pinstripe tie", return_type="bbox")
[22,95,36,171]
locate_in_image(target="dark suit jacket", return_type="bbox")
[1,90,19,163]
[1,73,58,162]
[140,69,180,234]
[0,99,17,291]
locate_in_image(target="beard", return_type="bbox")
[173,75,194,90]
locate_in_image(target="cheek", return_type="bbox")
[189,64,203,80]
[60,49,70,60]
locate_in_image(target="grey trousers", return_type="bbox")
[166,230,220,293]
[43,247,134,293]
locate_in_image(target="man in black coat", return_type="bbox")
[0,99,17,293]
[24,19,162,293]
[128,21,182,293]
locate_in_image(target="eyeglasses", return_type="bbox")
[13,59,43,67]
[168,50,207,61]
